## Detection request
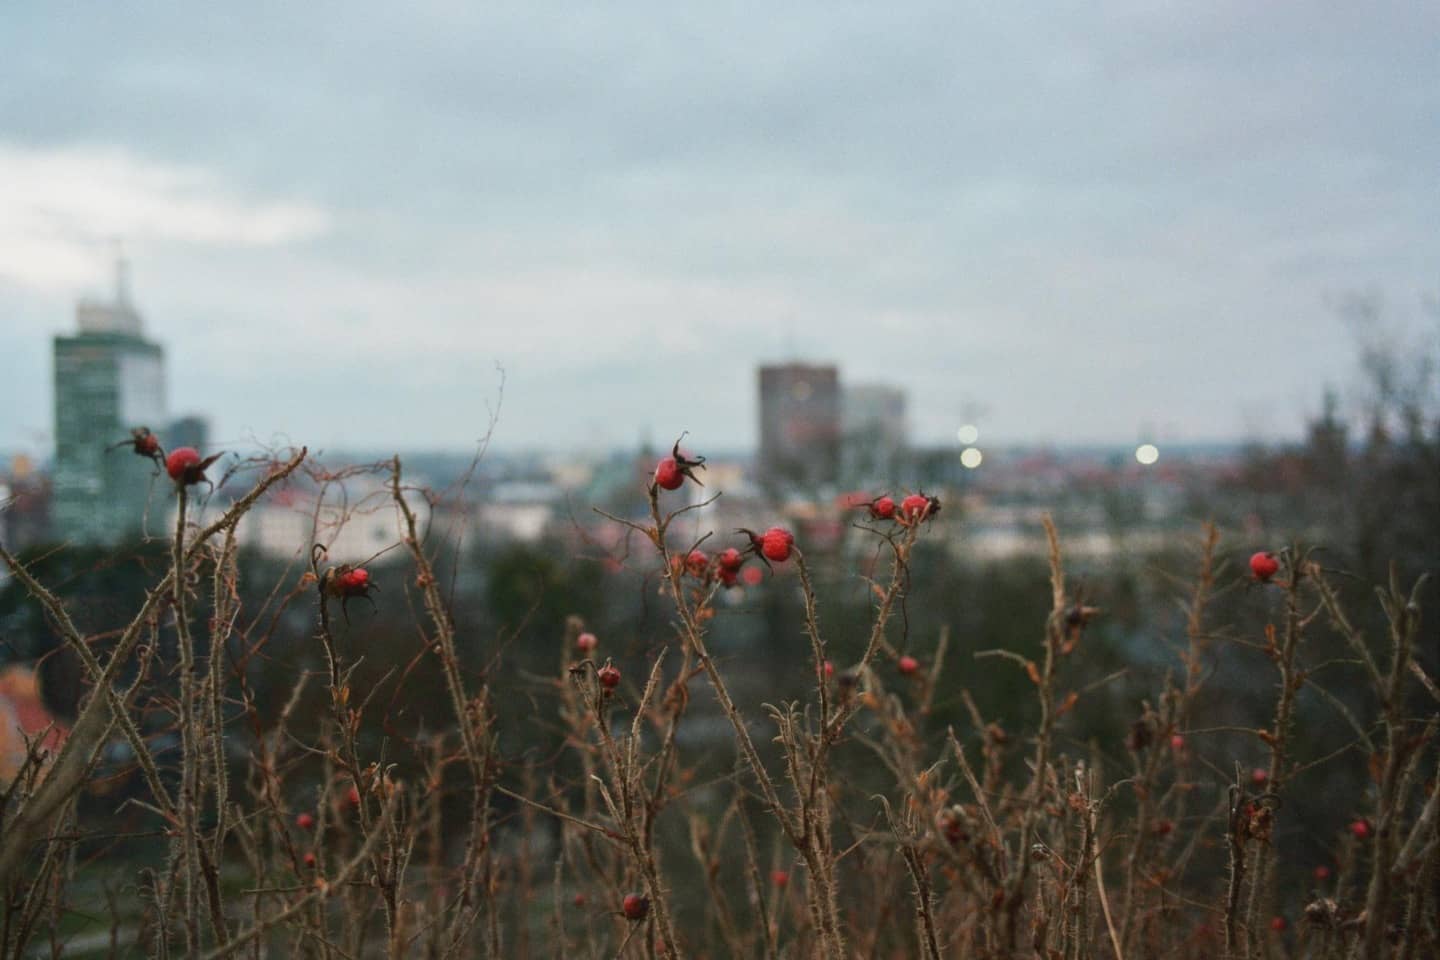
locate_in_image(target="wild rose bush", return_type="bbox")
[0,435,1435,959]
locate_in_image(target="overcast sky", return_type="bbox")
[2,2,1437,457]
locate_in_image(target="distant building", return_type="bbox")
[757,363,841,490]
[51,259,167,544]
[842,384,907,486]
[166,415,210,454]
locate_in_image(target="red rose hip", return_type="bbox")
[900,493,940,523]
[654,457,684,491]
[339,568,369,593]
[164,446,224,487]
[759,527,794,563]
[166,447,201,482]
[685,549,709,577]
[651,438,706,493]
[622,893,649,921]
[1250,551,1279,582]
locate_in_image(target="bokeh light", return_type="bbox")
[957,424,979,445]
[1135,443,1159,465]
[960,447,983,469]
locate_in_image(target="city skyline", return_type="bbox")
[15,275,1296,469]
[3,255,1424,462]
[2,4,1438,457]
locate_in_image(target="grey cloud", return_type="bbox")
[1,1,1436,454]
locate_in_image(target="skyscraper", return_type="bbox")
[52,259,167,544]
[757,363,841,490]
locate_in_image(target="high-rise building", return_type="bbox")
[757,363,840,490]
[52,259,167,544]
[166,415,210,454]
[842,384,907,486]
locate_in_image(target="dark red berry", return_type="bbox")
[111,426,163,464]
[717,547,745,572]
[898,655,919,675]
[1314,865,1331,881]
[1250,551,1280,582]
[1270,916,1286,933]
[598,664,621,691]
[622,893,649,921]
[823,660,834,678]
[770,870,789,888]
[1251,768,1268,786]
[577,632,598,654]
[868,495,896,520]
[1349,818,1372,840]
[296,812,315,830]
[303,852,317,868]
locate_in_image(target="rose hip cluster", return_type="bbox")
[110,425,222,491]
[671,527,795,588]
[861,492,941,526]
[650,436,799,585]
